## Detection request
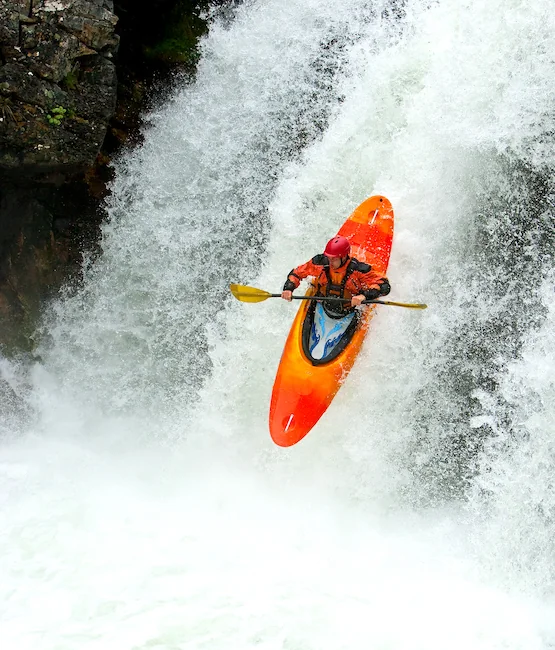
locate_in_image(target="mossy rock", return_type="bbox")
[144,34,200,65]
[142,2,208,67]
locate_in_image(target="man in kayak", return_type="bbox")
[281,235,390,317]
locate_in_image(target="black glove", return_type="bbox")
[378,279,391,296]
[363,288,380,301]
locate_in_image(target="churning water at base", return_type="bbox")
[2,0,555,647]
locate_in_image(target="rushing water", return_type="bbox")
[2,0,555,647]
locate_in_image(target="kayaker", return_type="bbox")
[281,235,390,317]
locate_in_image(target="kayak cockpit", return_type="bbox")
[302,301,359,365]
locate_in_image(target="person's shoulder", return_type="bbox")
[310,254,328,266]
[349,257,371,273]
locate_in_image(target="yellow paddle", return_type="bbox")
[229,284,427,309]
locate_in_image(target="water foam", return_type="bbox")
[2,0,555,647]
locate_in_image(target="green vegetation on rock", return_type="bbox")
[143,1,208,66]
[61,64,80,91]
[46,106,67,126]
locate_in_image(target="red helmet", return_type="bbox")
[324,236,350,258]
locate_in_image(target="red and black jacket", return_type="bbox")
[283,254,390,301]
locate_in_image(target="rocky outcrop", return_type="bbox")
[0,0,120,351]
[0,0,212,352]
[0,0,119,172]
[0,176,104,349]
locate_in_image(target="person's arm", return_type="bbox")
[361,277,391,300]
[351,263,391,306]
[282,256,324,300]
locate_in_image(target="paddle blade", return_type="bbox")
[379,300,427,309]
[229,284,273,303]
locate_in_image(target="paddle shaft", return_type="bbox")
[230,285,427,309]
[264,293,389,305]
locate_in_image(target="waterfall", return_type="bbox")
[2,1,554,647]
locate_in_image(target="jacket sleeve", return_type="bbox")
[356,268,391,299]
[283,257,324,291]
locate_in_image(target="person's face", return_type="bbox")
[329,256,342,269]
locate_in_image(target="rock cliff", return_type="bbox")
[0,0,211,350]
[0,0,119,172]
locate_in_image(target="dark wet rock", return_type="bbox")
[0,0,119,172]
[0,0,215,351]
[0,0,120,350]
[0,174,104,350]
[35,0,119,52]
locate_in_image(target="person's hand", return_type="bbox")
[364,288,380,301]
[351,294,366,307]
[281,290,293,301]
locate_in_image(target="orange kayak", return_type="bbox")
[269,195,394,447]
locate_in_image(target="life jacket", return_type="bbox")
[319,257,360,318]
[322,258,358,299]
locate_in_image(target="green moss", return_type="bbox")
[46,105,67,126]
[144,35,199,64]
[62,70,79,91]
[143,3,208,66]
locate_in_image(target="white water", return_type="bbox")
[2,0,555,647]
